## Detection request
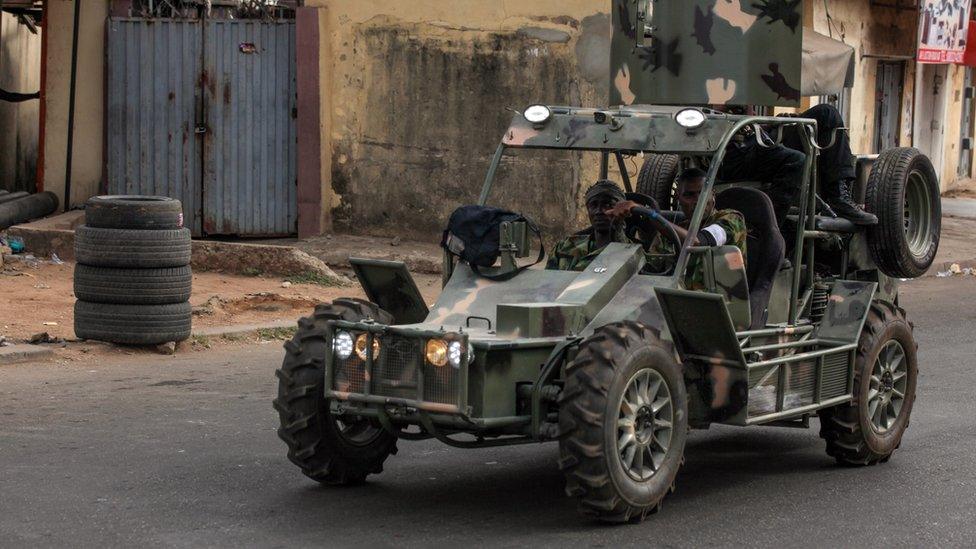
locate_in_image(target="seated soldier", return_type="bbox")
[546,180,636,271]
[611,168,748,290]
[548,174,747,292]
[716,104,876,226]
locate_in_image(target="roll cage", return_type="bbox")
[479,105,834,324]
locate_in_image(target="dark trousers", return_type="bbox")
[718,104,854,223]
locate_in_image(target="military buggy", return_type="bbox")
[274,0,941,523]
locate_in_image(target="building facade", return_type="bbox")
[28,0,976,240]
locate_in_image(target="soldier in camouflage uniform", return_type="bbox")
[547,180,639,272]
[549,175,747,291]
[641,168,748,290]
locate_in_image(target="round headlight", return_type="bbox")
[675,108,706,129]
[355,333,380,361]
[448,341,463,368]
[333,331,354,360]
[425,339,449,367]
[524,104,552,124]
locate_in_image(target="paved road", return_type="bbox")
[2,276,975,548]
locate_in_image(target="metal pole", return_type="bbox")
[63,0,82,211]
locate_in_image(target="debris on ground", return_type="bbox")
[29,332,66,345]
[391,235,401,246]
[281,281,292,288]
[0,335,9,347]
[156,341,177,355]
[936,263,976,277]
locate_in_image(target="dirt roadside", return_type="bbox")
[0,257,442,363]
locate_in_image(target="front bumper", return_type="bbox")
[324,320,469,415]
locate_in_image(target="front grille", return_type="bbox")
[821,352,850,399]
[374,335,422,401]
[330,331,463,409]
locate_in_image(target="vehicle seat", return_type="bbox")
[715,187,785,329]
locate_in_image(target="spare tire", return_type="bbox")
[74,301,192,345]
[85,195,184,230]
[75,226,192,268]
[74,265,192,305]
[865,148,941,278]
[636,154,680,210]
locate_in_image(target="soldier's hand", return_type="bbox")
[605,200,639,220]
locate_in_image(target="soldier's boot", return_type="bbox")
[824,178,878,226]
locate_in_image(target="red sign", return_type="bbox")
[918,0,973,64]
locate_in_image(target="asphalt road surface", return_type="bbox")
[2,276,975,548]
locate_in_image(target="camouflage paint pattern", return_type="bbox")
[610,0,803,107]
[322,104,901,441]
[502,105,739,153]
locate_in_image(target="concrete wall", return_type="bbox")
[0,11,41,192]
[40,0,107,209]
[809,1,918,155]
[307,0,610,241]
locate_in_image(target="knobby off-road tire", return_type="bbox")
[74,301,192,345]
[558,322,688,523]
[74,226,191,269]
[818,301,917,465]
[273,299,398,485]
[865,148,941,278]
[73,265,192,305]
[85,195,184,230]
[636,154,680,211]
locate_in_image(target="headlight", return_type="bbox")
[333,330,354,360]
[355,333,379,361]
[448,341,463,368]
[675,108,706,129]
[425,339,449,367]
[523,104,552,125]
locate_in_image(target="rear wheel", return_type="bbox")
[273,299,397,485]
[818,301,917,465]
[558,322,687,523]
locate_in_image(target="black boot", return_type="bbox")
[825,179,878,225]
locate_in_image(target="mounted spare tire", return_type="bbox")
[636,154,680,211]
[85,195,184,230]
[865,148,941,278]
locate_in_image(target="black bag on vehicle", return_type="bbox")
[441,205,544,280]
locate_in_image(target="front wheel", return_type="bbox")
[818,301,918,465]
[558,322,688,523]
[273,298,398,484]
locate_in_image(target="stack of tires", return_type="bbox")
[73,196,193,345]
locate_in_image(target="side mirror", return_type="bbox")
[500,221,530,259]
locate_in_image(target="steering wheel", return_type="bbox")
[623,192,682,253]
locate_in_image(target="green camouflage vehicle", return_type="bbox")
[274,0,941,523]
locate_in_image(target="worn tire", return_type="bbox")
[74,225,191,268]
[74,301,192,345]
[818,301,917,465]
[273,298,398,485]
[636,154,680,211]
[558,322,687,523]
[73,265,192,305]
[85,195,184,230]
[865,148,941,278]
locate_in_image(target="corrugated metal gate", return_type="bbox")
[106,18,297,236]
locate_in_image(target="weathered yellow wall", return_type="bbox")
[306,0,609,239]
[0,12,41,192]
[41,0,106,209]
[809,1,917,155]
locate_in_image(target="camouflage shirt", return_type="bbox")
[547,226,634,272]
[647,209,748,290]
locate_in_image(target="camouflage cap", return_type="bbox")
[584,180,626,204]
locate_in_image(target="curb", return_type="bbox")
[192,319,297,339]
[0,344,55,366]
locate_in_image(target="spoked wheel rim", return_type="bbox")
[868,340,909,434]
[617,368,674,482]
[335,417,384,447]
[904,170,933,260]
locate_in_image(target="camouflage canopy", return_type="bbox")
[610,0,805,107]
